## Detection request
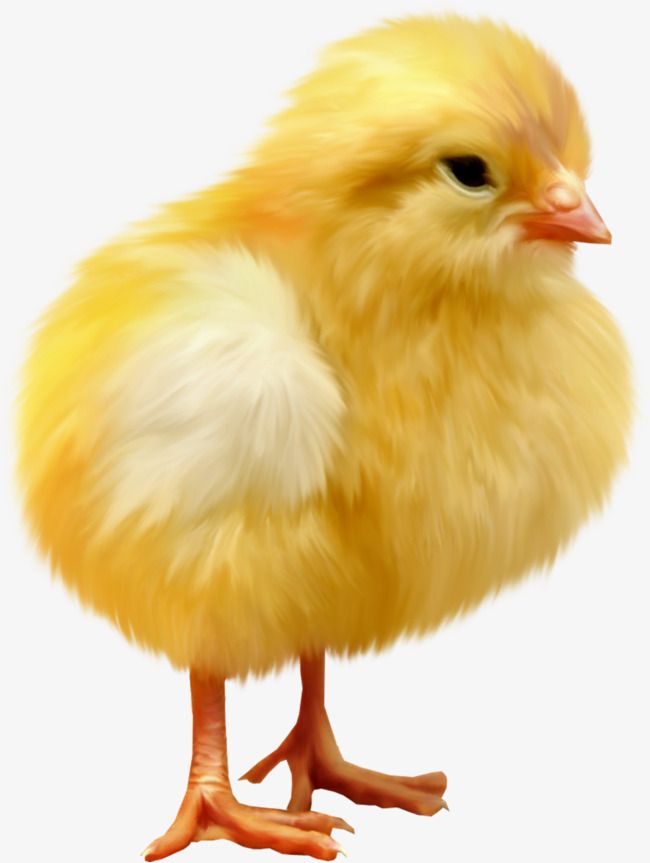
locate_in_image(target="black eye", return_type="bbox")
[441,155,492,189]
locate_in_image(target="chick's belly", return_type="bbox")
[28,345,631,679]
[47,489,383,679]
[30,388,631,682]
[43,404,619,682]
[30,437,614,682]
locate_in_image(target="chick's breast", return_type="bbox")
[345,282,633,638]
[18,241,352,678]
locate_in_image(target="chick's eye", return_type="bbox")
[441,155,492,189]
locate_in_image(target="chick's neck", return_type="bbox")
[234,207,562,386]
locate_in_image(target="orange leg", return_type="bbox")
[241,654,448,816]
[142,670,351,861]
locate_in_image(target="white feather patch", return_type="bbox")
[92,245,345,532]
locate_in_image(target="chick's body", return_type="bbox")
[19,17,632,685]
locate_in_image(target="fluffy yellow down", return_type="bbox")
[17,16,632,680]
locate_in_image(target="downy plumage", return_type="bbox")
[17,17,633,859]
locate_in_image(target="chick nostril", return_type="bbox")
[546,182,581,211]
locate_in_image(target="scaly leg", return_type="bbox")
[241,654,447,815]
[142,670,351,861]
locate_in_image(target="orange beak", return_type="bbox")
[520,181,612,244]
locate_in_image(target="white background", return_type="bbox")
[1,2,648,862]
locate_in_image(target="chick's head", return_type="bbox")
[246,16,609,310]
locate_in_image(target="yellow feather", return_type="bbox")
[16,16,632,680]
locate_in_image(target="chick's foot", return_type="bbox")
[142,783,350,861]
[241,655,448,816]
[143,670,349,862]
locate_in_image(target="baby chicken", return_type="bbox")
[17,15,632,862]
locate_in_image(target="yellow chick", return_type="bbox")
[17,15,632,862]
